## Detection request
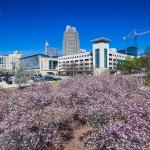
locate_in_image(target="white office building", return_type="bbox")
[0,51,22,72]
[63,25,80,56]
[92,38,134,76]
[0,55,7,70]
[58,52,93,75]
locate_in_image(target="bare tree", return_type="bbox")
[14,64,30,88]
[69,63,77,76]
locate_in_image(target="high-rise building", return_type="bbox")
[45,40,56,57]
[63,25,80,56]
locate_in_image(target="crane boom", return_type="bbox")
[123,30,150,49]
[138,30,150,36]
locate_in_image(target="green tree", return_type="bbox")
[143,47,150,82]
[122,57,135,74]
[143,47,150,72]
[117,57,143,74]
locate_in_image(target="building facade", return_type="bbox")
[58,37,134,76]
[63,25,80,56]
[0,56,7,70]
[20,54,58,75]
[45,40,57,57]
[92,38,134,75]
[0,51,22,72]
[58,52,93,75]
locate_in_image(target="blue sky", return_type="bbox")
[0,0,150,56]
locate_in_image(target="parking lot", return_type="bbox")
[0,76,69,89]
[0,81,17,89]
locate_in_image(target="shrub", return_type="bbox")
[0,76,150,149]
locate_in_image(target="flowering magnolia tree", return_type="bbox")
[0,76,149,149]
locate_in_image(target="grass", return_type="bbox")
[51,80,62,88]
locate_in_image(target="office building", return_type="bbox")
[0,51,22,72]
[63,25,80,56]
[20,54,58,75]
[0,56,7,70]
[92,38,134,75]
[45,40,57,57]
[58,52,92,75]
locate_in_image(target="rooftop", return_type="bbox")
[92,37,111,44]
[21,54,51,59]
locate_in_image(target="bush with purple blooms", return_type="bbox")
[0,76,149,149]
[61,76,150,149]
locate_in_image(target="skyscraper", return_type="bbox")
[45,41,56,57]
[63,25,80,56]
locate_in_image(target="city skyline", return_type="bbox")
[0,0,150,56]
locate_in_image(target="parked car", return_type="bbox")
[1,77,8,82]
[5,77,13,84]
[52,76,62,81]
[31,75,61,82]
[32,76,47,82]
[44,76,54,81]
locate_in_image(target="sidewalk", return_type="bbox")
[0,81,17,89]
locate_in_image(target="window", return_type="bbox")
[49,61,58,69]
[95,49,100,68]
[104,49,107,68]
[0,58,3,64]
[49,60,53,69]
